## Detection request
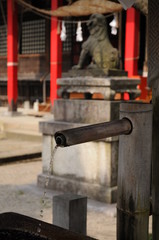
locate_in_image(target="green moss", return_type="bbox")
[149,234,152,240]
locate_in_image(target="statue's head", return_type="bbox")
[87,14,107,37]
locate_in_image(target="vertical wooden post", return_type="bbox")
[117,103,152,240]
[124,8,140,77]
[7,0,18,112]
[148,1,159,239]
[143,16,148,77]
[50,0,62,108]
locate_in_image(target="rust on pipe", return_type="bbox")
[54,118,132,147]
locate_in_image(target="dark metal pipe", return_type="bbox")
[54,118,132,147]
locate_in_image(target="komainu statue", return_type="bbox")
[73,14,119,72]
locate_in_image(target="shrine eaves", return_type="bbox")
[118,0,135,9]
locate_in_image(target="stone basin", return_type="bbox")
[0,212,96,240]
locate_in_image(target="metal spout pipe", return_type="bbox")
[54,118,132,147]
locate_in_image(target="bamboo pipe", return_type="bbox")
[54,118,132,147]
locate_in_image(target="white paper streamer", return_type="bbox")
[76,21,83,42]
[60,21,67,41]
[111,27,118,35]
[109,14,118,35]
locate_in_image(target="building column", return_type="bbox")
[50,0,62,107]
[124,8,140,77]
[7,0,18,112]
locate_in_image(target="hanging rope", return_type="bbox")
[15,0,52,20]
[15,0,119,44]
[15,0,115,23]
[0,0,7,28]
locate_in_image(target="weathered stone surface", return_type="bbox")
[39,97,120,203]
[42,135,117,186]
[53,100,120,124]
[64,69,128,78]
[38,131,118,204]
[53,194,87,235]
[38,75,136,203]
[57,76,141,100]
[38,173,117,204]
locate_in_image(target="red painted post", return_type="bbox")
[124,8,140,77]
[7,0,18,112]
[50,0,62,107]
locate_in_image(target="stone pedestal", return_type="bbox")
[57,76,141,100]
[38,76,140,203]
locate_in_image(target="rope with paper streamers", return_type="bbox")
[109,13,119,35]
[15,0,118,42]
[60,20,84,42]
[15,0,114,23]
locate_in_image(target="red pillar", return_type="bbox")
[7,0,18,112]
[50,0,62,107]
[124,8,140,77]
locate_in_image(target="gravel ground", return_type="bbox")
[0,159,152,240]
[0,159,117,240]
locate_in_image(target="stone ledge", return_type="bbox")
[57,76,141,100]
[37,173,117,204]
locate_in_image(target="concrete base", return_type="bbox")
[38,174,117,204]
[39,99,120,203]
[37,131,118,203]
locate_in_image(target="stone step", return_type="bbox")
[5,129,42,142]
[0,108,45,163]
[0,137,42,164]
[2,116,40,132]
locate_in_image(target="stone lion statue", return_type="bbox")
[73,14,119,72]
